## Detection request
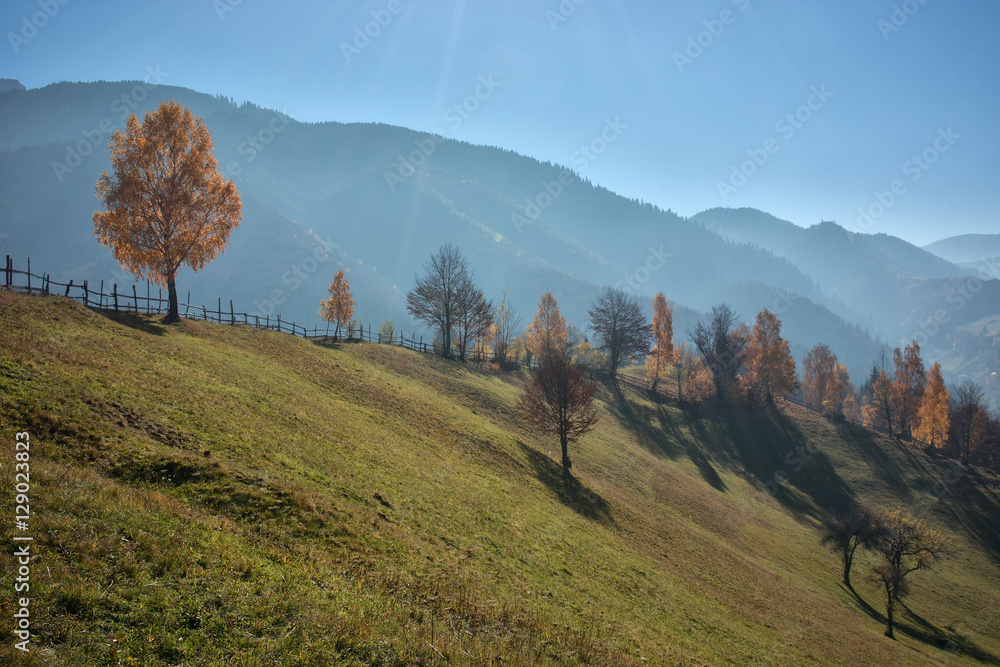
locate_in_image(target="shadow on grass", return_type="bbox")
[607,382,857,522]
[517,441,616,528]
[928,462,1000,562]
[847,586,1000,663]
[98,310,168,336]
[604,383,728,492]
[834,422,910,495]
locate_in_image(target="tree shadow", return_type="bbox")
[929,463,1000,561]
[604,383,729,491]
[613,382,866,522]
[847,587,1000,663]
[834,421,910,494]
[98,310,167,336]
[517,441,616,528]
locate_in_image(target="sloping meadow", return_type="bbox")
[1,291,998,665]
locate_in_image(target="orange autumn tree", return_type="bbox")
[319,269,355,339]
[526,292,568,364]
[914,362,949,449]
[892,341,926,439]
[803,344,847,414]
[94,100,241,323]
[743,308,797,403]
[645,292,674,389]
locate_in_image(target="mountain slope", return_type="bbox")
[925,234,1000,269]
[0,80,884,380]
[2,290,999,665]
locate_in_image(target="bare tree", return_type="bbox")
[869,510,945,639]
[406,244,470,358]
[588,288,652,377]
[492,289,521,363]
[821,505,888,588]
[454,282,494,363]
[517,352,599,472]
[690,303,748,402]
[952,380,990,466]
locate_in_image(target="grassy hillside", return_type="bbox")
[1,290,999,666]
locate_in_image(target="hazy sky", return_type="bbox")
[3,0,997,246]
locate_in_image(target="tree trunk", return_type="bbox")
[884,583,895,639]
[560,433,570,472]
[165,278,179,323]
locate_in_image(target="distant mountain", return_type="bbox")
[924,234,1000,273]
[694,207,975,331]
[694,207,1000,402]
[0,79,25,94]
[5,81,996,389]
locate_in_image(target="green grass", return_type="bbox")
[1,290,999,665]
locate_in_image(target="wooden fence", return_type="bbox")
[2,256,435,352]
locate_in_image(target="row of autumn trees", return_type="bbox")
[800,339,999,470]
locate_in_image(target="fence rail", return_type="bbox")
[2,256,438,352]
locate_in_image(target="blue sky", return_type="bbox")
[2,0,997,246]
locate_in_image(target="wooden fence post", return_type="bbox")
[99,280,104,308]
[230,300,234,325]
[27,258,31,291]
[82,280,89,307]
[113,284,119,311]
[65,279,73,297]
[186,291,191,317]
[4,255,9,287]
[133,285,139,313]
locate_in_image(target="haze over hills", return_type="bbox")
[924,234,1000,272]
[1,80,998,395]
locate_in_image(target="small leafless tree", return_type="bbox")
[952,379,989,466]
[406,244,470,358]
[493,289,521,363]
[588,288,652,377]
[869,510,945,639]
[821,505,888,588]
[454,282,494,363]
[517,353,599,472]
